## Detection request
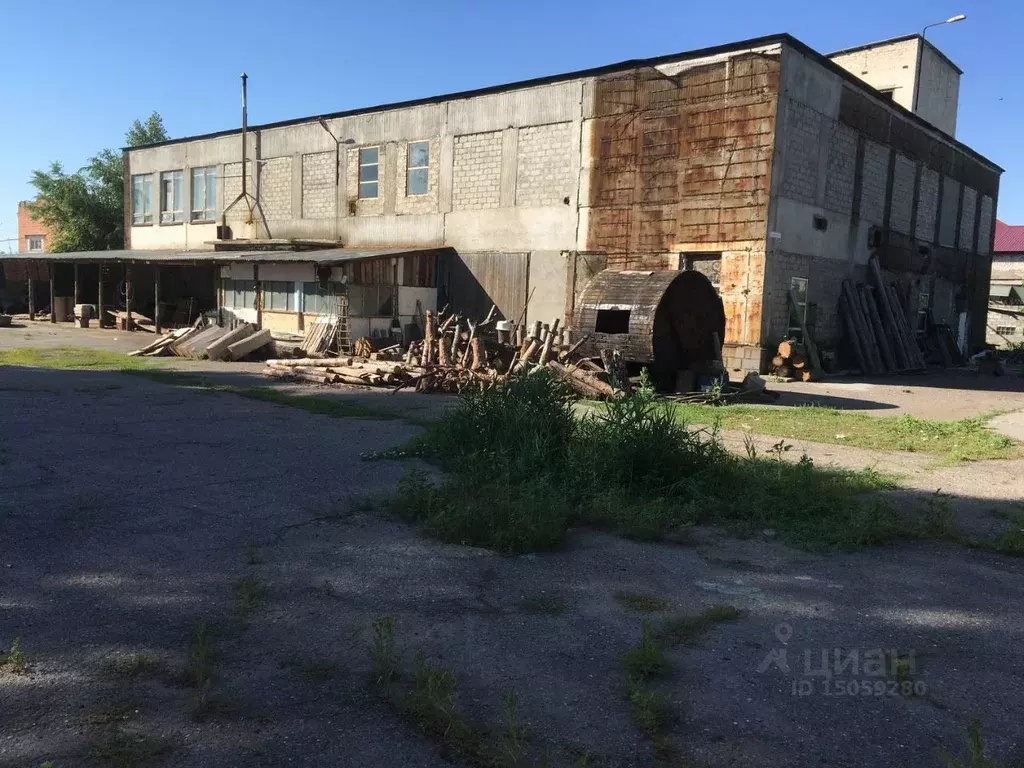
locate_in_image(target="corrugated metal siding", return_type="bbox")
[441,251,529,323]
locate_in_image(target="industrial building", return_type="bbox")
[3,32,1001,372]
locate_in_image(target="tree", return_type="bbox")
[28,112,169,252]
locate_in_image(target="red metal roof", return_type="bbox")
[995,220,1024,253]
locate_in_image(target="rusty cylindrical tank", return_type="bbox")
[573,269,725,387]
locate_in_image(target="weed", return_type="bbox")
[939,718,1006,767]
[408,656,459,736]
[666,402,1018,463]
[625,676,667,737]
[622,621,669,682]
[370,616,398,686]
[187,622,214,713]
[234,575,266,619]
[245,540,262,565]
[975,529,1024,557]
[518,595,569,616]
[614,591,669,613]
[500,690,529,767]
[3,637,27,673]
[742,432,758,460]
[390,373,921,554]
[88,728,170,767]
[41,762,54,768]
[657,605,744,648]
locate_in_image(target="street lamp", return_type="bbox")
[912,14,966,113]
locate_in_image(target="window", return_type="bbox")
[358,147,379,199]
[681,252,722,292]
[26,236,44,252]
[407,141,429,196]
[160,170,184,223]
[878,88,896,101]
[916,291,931,334]
[264,281,295,312]
[595,309,631,334]
[222,279,255,310]
[788,277,808,341]
[303,282,347,316]
[995,326,1017,337]
[191,166,216,221]
[131,174,154,224]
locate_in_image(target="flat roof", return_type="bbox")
[123,33,998,172]
[827,33,963,75]
[0,247,446,265]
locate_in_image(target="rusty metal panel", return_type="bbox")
[441,251,528,323]
[586,52,780,256]
[1,261,50,281]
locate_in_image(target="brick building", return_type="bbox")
[17,201,54,254]
[1,33,1001,372]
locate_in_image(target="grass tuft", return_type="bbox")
[389,373,917,553]
[614,591,669,613]
[3,637,28,673]
[665,402,1018,463]
[939,718,1007,767]
[370,616,398,687]
[658,605,744,648]
[622,620,669,682]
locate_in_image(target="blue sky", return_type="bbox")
[1,0,1019,250]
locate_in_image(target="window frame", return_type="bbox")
[191,166,217,222]
[406,141,430,196]
[160,170,185,224]
[994,326,1016,337]
[131,173,154,225]
[264,281,296,313]
[26,235,44,252]
[358,147,380,199]
[788,276,809,341]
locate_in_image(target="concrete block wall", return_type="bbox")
[451,131,503,210]
[958,187,977,252]
[301,152,335,219]
[823,123,857,214]
[223,161,254,225]
[915,168,940,240]
[260,157,293,221]
[860,140,890,225]
[889,154,915,234]
[515,122,574,208]
[977,195,994,256]
[779,100,822,205]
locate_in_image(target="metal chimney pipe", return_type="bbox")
[241,72,248,199]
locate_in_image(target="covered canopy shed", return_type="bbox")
[574,269,725,386]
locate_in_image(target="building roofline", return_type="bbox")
[826,33,963,75]
[126,32,999,173]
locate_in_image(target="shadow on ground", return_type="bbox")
[1,366,1022,767]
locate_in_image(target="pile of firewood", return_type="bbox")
[261,304,617,397]
[771,339,817,382]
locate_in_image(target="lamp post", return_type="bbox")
[912,14,966,114]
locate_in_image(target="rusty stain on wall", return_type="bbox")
[584,52,780,347]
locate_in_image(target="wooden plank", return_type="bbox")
[227,329,273,361]
[206,323,255,361]
[867,257,912,369]
[842,281,881,374]
[839,290,870,374]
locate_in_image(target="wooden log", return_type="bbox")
[530,320,543,341]
[839,290,870,374]
[227,329,273,361]
[842,281,882,374]
[791,355,807,369]
[515,339,540,372]
[771,355,786,367]
[778,339,794,358]
[800,369,817,382]
[775,364,792,379]
[888,284,925,368]
[561,334,590,361]
[547,361,606,399]
[265,357,354,367]
[460,321,477,367]
[859,285,896,372]
[423,310,436,366]
[856,287,890,373]
[450,320,462,366]
[538,327,555,366]
[470,337,482,370]
[206,323,256,361]
[867,257,912,369]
